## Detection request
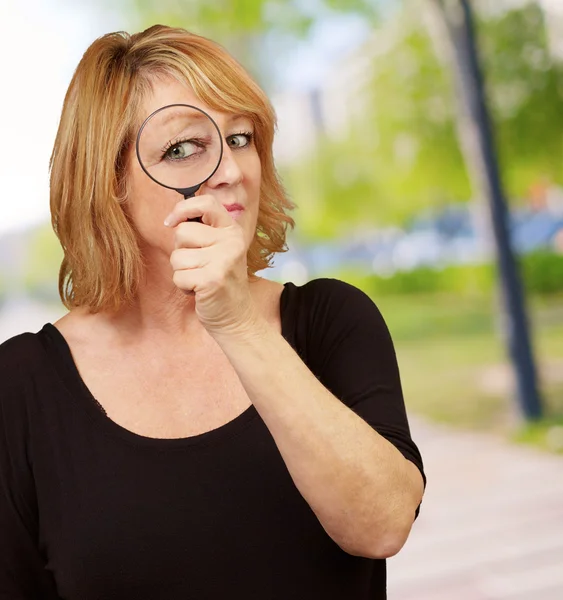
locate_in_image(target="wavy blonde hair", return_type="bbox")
[50,24,296,312]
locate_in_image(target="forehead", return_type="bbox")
[139,76,250,129]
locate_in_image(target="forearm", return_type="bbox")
[212,318,424,559]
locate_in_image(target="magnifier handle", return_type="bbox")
[184,191,203,223]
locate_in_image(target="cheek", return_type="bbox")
[242,154,262,246]
[244,152,262,200]
[126,163,179,244]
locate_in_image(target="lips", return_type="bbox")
[224,203,244,212]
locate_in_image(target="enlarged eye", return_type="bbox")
[164,141,201,161]
[226,132,253,149]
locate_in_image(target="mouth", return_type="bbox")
[224,203,244,220]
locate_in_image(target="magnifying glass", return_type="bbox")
[135,104,224,222]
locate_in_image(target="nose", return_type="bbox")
[205,142,243,190]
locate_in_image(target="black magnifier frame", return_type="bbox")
[135,103,224,199]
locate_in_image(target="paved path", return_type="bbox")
[2,299,563,599]
[388,418,563,600]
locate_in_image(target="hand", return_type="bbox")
[165,195,260,337]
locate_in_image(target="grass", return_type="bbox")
[364,291,563,453]
[511,414,563,453]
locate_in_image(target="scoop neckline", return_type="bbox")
[41,281,299,450]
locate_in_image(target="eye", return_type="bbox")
[164,140,201,161]
[226,132,253,149]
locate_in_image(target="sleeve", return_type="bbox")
[304,279,426,504]
[0,336,61,599]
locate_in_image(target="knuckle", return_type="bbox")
[172,270,190,289]
[175,222,190,239]
[170,249,181,269]
[170,248,190,269]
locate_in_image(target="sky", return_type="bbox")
[0,0,369,236]
[273,13,370,91]
[0,0,126,235]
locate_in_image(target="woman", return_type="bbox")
[0,25,425,599]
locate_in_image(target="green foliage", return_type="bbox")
[511,414,563,454]
[280,130,393,240]
[132,0,267,34]
[324,0,379,21]
[478,4,563,197]
[23,224,62,303]
[521,250,563,295]
[362,13,471,210]
[280,8,473,237]
[355,290,563,434]
[283,2,563,238]
[129,0,379,39]
[332,251,563,299]
[333,262,494,298]
[128,0,314,84]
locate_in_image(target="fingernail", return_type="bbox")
[164,216,172,227]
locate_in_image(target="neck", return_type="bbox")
[101,267,262,346]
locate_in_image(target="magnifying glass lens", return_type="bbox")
[137,105,222,194]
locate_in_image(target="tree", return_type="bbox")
[424,0,543,420]
[430,1,563,201]
[128,0,315,88]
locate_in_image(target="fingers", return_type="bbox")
[173,221,218,249]
[165,195,247,298]
[164,195,232,229]
[170,247,211,271]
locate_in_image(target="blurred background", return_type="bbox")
[1,0,562,597]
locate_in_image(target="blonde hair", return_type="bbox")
[50,24,296,312]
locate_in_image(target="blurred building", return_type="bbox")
[271,52,371,166]
[271,91,319,166]
[272,12,392,167]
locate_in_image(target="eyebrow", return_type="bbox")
[139,109,253,137]
[156,109,211,129]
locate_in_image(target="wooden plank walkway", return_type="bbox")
[388,418,563,599]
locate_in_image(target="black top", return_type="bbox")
[0,278,425,599]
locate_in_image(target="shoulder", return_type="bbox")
[292,277,384,321]
[0,328,52,397]
[0,330,45,366]
[284,277,391,352]
[283,279,400,386]
[0,324,50,355]
[299,277,372,300]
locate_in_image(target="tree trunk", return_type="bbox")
[424,0,543,421]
